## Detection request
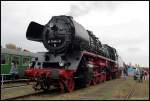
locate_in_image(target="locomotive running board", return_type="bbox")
[82,51,116,63]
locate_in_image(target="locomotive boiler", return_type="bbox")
[25,15,121,92]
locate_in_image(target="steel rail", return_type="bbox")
[2,86,57,100]
[124,82,138,100]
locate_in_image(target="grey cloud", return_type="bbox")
[127,47,141,52]
[67,1,120,17]
[1,1,149,67]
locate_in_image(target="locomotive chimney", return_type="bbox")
[26,21,44,42]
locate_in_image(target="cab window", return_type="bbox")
[12,56,20,65]
[23,57,30,65]
[1,54,6,64]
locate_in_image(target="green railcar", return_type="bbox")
[1,48,36,79]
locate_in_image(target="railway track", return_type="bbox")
[1,83,33,89]
[2,85,58,100]
[124,82,139,100]
[1,80,34,89]
[1,82,39,100]
[3,91,44,100]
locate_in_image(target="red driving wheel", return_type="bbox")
[96,76,100,84]
[64,78,75,92]
[92,77,97,85]
[103,74,106,82]
[86,80,92,87]
[59,80,65,93]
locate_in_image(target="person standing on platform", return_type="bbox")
[133,64,138,81]
[123,63,128,80]
[9,61,18,80]
[144,71,148,80]
[139,67,144,83]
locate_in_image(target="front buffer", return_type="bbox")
[25,68,75,93]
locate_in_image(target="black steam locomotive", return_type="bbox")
[25,15,121,92]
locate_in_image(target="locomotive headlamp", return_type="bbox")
[59,61,64,67]
[87,64,94,68]
[49,23,54,28]
[50,24,58,31]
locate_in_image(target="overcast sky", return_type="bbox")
[1,1,149,67]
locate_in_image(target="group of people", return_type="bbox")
[122,63,149,83]
[134,67,148,83]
